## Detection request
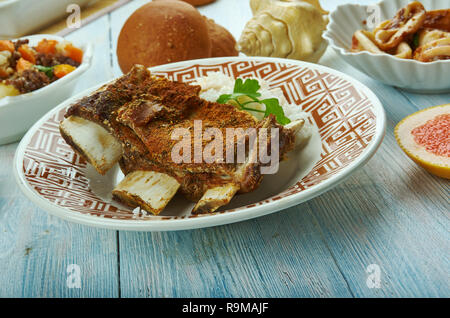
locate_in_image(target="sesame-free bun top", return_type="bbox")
[117,0,211,73]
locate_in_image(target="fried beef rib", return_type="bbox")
[60,65,303,215]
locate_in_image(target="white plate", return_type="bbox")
[14,56,385,231]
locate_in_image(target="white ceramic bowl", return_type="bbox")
[0,0,97,39]
[323,0,450,93]
[0,34,93,145]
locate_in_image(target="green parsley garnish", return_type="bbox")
[217,78,291,125]
[412,33,420,49]
[34,65,54,79]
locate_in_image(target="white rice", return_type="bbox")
[193,72,313,148]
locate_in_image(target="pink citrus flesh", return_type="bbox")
[395,104,450,179]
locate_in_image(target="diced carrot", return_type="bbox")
[16,58,33,73]
[18,44,36,64]
[63,44,83,63]
[0,68,9,78]
[35,39,57,54]
[53,64,76,78]
[0,40,15,53]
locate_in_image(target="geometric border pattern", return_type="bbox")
[22,60,376,220]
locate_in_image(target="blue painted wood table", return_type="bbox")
[0,0,448,297]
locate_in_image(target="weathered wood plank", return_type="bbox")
[118,210,354,297]
[0,144,119,297]
[315,45,450,297]
[305,158,449,297]
[398,90,450,110]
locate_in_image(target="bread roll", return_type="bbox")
[182,0,216,6]
[205,17,239,57]
[117,0,211,73]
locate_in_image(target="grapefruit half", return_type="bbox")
[395,104,449,179]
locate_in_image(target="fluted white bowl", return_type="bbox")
[323,0,450,93]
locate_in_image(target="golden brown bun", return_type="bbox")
[117,0,211,73]
[182,0,216,6]
[205,17,239,57]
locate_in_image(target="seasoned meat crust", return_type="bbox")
[64,65,296,202]
[6,69,51,93]
[36,52,81,68]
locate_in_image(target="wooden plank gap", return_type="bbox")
[306,204,356,298]
[116,231,121,298]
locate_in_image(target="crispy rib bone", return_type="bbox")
[61,65,302,215]
[112,170,180,215]
[192,183,240,214]
[59,116,122,175]
[285,118,305,133]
